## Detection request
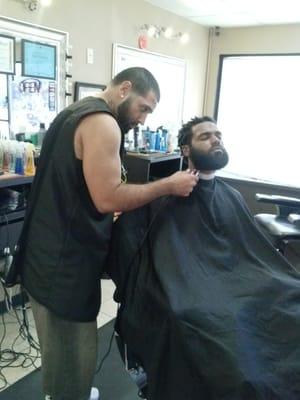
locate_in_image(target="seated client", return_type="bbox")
[107,116,300,400]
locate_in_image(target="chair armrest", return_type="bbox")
[288,213,300,228]
[255,193,300,208]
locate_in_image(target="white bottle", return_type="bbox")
[9,140,17,173]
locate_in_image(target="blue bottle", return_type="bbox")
[15,142,24,175]
[161,129,168,152]
[142,127,150,151]
[149,131,156,151]
[155,129,161,151]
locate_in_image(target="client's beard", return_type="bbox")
[189,145,229,171]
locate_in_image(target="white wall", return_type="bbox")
[0,0,209,121]
[205,24,300,115]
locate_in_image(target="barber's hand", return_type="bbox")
[167,169,199,197]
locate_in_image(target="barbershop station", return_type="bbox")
[1,1,300,399]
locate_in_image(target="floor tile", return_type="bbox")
[0,283,115,393]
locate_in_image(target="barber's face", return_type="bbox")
[116,90,157,134]
[184,122,229,171]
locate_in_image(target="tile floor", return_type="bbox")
[0,279,117,394]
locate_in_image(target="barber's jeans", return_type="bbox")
[28,294,97,400]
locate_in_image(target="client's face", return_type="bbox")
[188,122,229,172]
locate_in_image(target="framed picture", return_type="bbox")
[0,34,15,74]
[21,39,57,80]
[74,82,106,101]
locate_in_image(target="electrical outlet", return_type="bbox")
[87,48,94,64]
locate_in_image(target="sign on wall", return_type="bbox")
[22,39,57,80]
[0,34,15,74]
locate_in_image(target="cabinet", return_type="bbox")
[0,174,33,313]
[124,152,182,183]
[0,174,33,255]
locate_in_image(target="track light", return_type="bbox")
[147,25,157,38]
[15,0,52,12]
[179,32,190,44]
[139,25,190,44]
[40,0,52,6]
[163,27,173,39]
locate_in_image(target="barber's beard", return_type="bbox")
[116,98,134,134]
[189,145,229,171]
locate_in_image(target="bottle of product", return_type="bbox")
[15,142,25,175]
[161,129,168,152]
[9,140,17,173]
[24,143,36,176]
[155,128,161,151]
[167,131,173,153]
[149,130,156,151]
[142,127,150,151]
[37,122,46,147]
[2,140,10,172]
[133,126,139,151]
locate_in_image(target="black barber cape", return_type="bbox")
[107,178,300,400]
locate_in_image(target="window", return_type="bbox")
[215,55,300,188]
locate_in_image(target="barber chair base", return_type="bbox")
[115,332,148,399]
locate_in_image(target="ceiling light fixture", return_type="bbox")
[147,25,157,38]
[178,32,190,44]
[163,26,173,39]
[40,0,52,6]
[139,24,190,44]
[14,0,52,12]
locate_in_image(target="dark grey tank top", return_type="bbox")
[22,97,118,321]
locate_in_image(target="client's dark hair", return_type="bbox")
[178,116,216,147]
[111,67,160,102]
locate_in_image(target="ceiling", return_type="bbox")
[145,0,300,27]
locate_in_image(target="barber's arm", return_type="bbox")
[78,113,198,213]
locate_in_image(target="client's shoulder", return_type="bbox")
[215,177,245,202]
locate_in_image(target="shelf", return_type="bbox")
[126,151,182,163]
[124,152,183,183]
[0,173,34,189]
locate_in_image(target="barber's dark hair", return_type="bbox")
[178,116,216,147]
[111,67,160,102]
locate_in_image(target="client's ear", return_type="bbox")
[181,145,190,158]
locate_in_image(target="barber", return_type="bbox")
[20,67,198,400]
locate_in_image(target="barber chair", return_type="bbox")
[115,331,148,398]
[255,193,300,255]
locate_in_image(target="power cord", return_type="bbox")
[0,281,40,391]
[95,314,117,374]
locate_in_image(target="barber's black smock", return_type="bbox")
[108,178,300,400]
[22,97,115,322]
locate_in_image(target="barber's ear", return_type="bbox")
[181,145,190,158]
[119,81,132,98]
